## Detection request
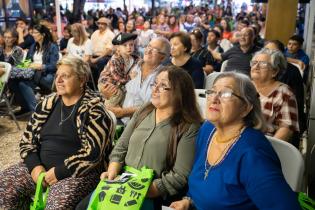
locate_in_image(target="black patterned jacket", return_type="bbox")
[20,88,114,177]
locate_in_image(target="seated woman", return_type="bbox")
[264,40,306,146]
[66,23,92,63]
[190,29,215,75]
[0,28,24,66]
[77,65,203,209]
[170,72,300,210]
[10,24,59,114]
[250,49,299,142]
[170,32,204,89]
[0,56,114,209]
[0,28,24,78]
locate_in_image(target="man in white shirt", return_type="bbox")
[103,37,171,125]
[90,17,115,84]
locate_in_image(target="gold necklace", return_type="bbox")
[204,127,245,180]
[215,130,244,143]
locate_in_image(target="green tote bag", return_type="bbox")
[88,166,154,210]
[30,173,50,210]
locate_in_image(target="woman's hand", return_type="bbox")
[45,167,58,186]
[31,165,46,184]
[170,199,191,210]
[203,64,214,75]
[29,63,43,70]
[100,162,122,180]
[99,83,118,99]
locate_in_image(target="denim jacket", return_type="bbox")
[27,43,59,75]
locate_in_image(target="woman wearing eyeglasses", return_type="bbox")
[104,65,202,208]
[9,24,59,116]
[0,28,24,78]
[0,56,114,209]
[76,65,202,210]
[0,28,24,65]
[250,49,299,142]
[170,72,300,210]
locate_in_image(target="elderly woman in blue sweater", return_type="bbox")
[170,72,300,210]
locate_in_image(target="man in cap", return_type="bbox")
[98,33,139,107]
[90,17,116,83]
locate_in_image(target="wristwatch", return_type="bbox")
[182,196,194,207]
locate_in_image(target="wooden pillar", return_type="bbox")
[265,0,298,45]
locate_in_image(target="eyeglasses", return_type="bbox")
[240,33,251,38]
[150,82,171,92]
[97,22,107,25]
[3,36,13,40]
[31,31,40,35]
[250,60,270,69]
[145,45,166,55]
[55,73,75,80]
[192,29,201,34]
[205,89,245,102]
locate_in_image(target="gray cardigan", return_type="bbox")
[110,108,200,196]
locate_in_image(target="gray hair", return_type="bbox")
[154,36,171,60]
[57,56,91,83]
[253,48,287,78]
[213,72,266,131]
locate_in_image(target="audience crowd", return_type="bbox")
[0,1,311,209]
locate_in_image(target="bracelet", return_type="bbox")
[182,196,194,207]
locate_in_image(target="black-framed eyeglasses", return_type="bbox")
[145,45,166,55]
[205,89,245,102]
[150,82,171,92]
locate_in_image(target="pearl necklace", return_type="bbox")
[204,127,245,180]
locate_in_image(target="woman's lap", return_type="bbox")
[46,170,100,210]
[0,163,35,209]
[0,163,100,210]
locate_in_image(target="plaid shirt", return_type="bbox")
[98,53,138,87]
[259,83,299,136]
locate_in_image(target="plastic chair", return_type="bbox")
[266,135,305,191]
[195,89,206,118]
[0,62,20,130]
[220,60,229,72]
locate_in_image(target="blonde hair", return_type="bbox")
[57,56,91,83]
[71,23,89,46]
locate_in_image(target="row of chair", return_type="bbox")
[0,62,20,130]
